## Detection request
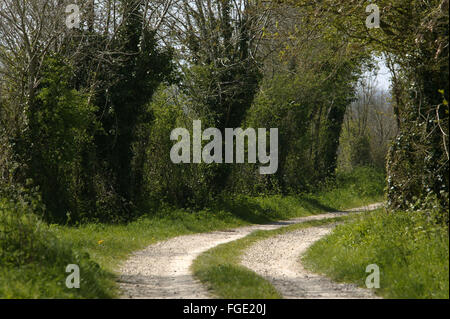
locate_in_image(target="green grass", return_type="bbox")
[302,209,449,299]
[0,167,385,298]
[192,217,347,299]
[0,199,115,298]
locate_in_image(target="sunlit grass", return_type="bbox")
[302,209,449,299]
[192,217,346,299]
[1,167,385,298]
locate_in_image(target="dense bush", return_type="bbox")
[387,125,449,220]
[227,62,362,196]
[20,56,98,222]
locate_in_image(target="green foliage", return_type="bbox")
[303,209,449,299]
[140,85,219,208]
[349,135,373,168]
[0,0,446,299]
[387,125,449,218]
[21,56,98,222]
[290,0,449,216]
[305,167,386,210]
[143,81,385,208]
[176,0,262,192]
[229,63,365,195]
[0,163,383,298]
[53,168,382,298]
[93,2,173,206]
[0,198,114,298]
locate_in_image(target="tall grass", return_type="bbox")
[0,198,114,298]
[302,209,449,299]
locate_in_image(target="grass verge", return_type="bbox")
[192,217,348,299]
[302,209,449,299]
[0,198,115,298]
[1,167,384,298]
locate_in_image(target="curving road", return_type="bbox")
[118,203,382,299]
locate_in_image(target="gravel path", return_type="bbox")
[240,225,380,299]
[118,203,382,299]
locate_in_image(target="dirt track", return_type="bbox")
[118,203,382,299]
[241,223,379,298]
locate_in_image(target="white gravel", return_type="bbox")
[118,203,382,299]
[240,224,380,299]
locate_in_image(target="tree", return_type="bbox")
[339,72,398,171]
[0,0,174,221]
[158,0,267,193]
[225,1,371,194]
[289,0,449,214]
